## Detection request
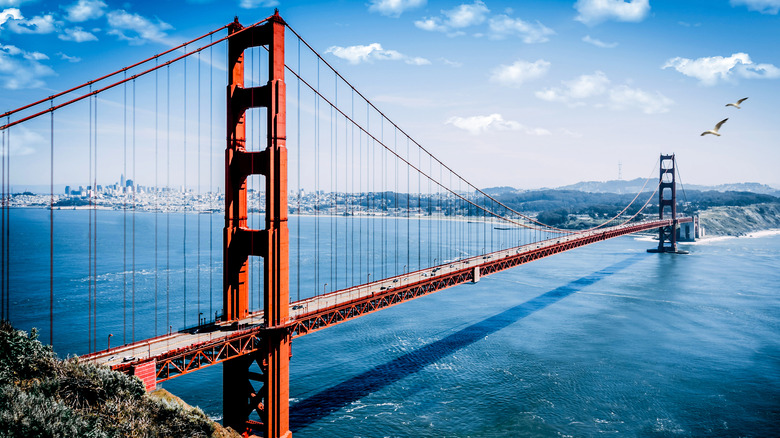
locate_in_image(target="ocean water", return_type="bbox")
[5,208,779,436]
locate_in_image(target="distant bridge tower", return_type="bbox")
[648,154,679,253]
[223,11,291,438]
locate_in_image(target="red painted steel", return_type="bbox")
[223,11,291,437]
[132,360,157,392]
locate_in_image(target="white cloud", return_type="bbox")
[415,0,489,34]
[582,35,618,48]
[446,113,550,136]
[4,13,58,34]
[326,43,400,64]
[488,14,555,43]
[239,0,279,8]
[445,0,490,27]
[536,71,610,104]
[574,0,650,25]
[106,10,172,44]
[440,57,462,67]
[663,52,780,85]
[325,43,429,66]
[406,56,431,65]
[63,0,106,22]
[0,44,55,89]
[535,70,671,113]
[739,62,780,79]
[59,26,97,42]
[368,0,426,17]
[24,51,47,61]
[414,18,447,32]
[0,7,21,26]
[446,113,522,134]
[730,0,780,14]
[57,52,81,62]
[609,85,673,114]
[490,59,550,87]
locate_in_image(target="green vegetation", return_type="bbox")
[0,322,235,437]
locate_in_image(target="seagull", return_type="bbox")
[701,118,728,136]
[726,97,748,109]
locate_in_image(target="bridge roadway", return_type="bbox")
[81,217,690,382]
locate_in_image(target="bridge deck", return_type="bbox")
[81,218,690,381]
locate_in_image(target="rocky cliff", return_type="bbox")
[697,203,780,236]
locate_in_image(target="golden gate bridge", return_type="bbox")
[0,11,693,438]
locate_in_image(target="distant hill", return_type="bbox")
[684,182,780,197]
[554,178,649,194]
[482,186,521,196]
[496,179,780,197]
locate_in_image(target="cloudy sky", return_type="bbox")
[1,0,779,189]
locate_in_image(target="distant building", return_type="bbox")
[64,186,71,195]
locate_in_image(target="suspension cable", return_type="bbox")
[0,25,229,121]
[0,18,271,131]
[284,63,561,233]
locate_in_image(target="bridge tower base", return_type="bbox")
[223,12,292,438]
[648,154,688,254]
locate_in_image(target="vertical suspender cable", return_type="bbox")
[1,126,5,322]
[4,119,8,320]
[49,101,54,346]
[296,37,301,302]
[381,120,385,279]
[197,50,201,323]
[417,145,420,270]
[183,47,188,328]
[344,95,349,287]
[209,35,214,319]
[132,79,136,344]
[334,77,338,291]
[358,109,362,284]
[315,58,319,299]
[394,128,398,275]
[155,60,159,336]
[93,95,98,350]
[166,65,171,334]
[123,74,127,345]
[88,89,93,353]
[350,88,354,286]
[328,93,338,290]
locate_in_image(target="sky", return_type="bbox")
[1,0,779,191]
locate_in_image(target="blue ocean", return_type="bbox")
[5,208,779,436]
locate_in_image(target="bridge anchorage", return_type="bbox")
[0,8,698,438]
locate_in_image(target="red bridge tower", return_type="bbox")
[223,11,292,438]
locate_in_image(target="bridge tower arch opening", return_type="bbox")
[223,11,291,438]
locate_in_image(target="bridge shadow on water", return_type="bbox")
[290,254,646,430]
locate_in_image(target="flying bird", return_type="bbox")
[701,118,728,136]
[726,97,748,109]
